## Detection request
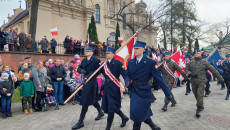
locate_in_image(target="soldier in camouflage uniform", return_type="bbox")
[185,49,224,118]
[159,52,188,111]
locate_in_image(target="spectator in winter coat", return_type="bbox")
[0,73,14,119]
[64,36,71,54]
[20,73,34,114]
[32,61,47,112]
[18,30,27,52]
[0,27,6,51]
[50,38,57,54]
[5,28,14,51]
[50,59,66,108]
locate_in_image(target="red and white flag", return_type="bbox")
[87,33,90,46]
[49,27,58,36]
[114,34,137,69]
[171,50,186,80]
[152,53,158,62]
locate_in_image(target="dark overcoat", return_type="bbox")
[77,56,101,106]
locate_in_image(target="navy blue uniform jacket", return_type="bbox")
[101,58,126,113]
[125,55,172,122]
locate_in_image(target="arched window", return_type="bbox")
[95,4,100,23]
[108,0,115,16]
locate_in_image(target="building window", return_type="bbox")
[108,0,115,16]
[95,4,100,23]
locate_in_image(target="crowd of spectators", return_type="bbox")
[0,55,106,119]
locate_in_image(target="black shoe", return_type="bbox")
[225,93,229,100]
[185,92,188,95]
[204,93,208,97]
[171,100,176,107]
[95,111,104,120]
[196,106,202,118]
[35,107,42,112]
[152,94,157,103]
[221,86,225,90]
[55,103,59,110]
[105,122,112,130]
[120,116,129,127]
[72,121,84,130]
[161,103,168,111]
[144,118,161,130]
[2,114,7,119]
[59,103,65,106]
[6,112,12,117]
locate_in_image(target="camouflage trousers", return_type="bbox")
[164,82,175,104]
[23,97,32,110]
[191,82,205,107]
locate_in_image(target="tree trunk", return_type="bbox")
[29,0,39,41]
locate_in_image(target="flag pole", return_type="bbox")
[206,46,219,61]
[64,30,141,104]
[157,47,184,68]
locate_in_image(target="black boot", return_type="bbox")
[6,112,12,117]
[95,110,104,120]
[196,106,202,118]
[120,115,129,127]
[54,103,59,110]
[221,86,225,90]
[72,116,84,130]
[152,93,157,103]
[133,122,141,130]
[225,92,229,100]
[2,113,7,119]
[171,100,177,107]
[204,92,208,97]
[105,122,112,130]
[144,118,161,130]
[185,91,188,95]
[161,102,168,111]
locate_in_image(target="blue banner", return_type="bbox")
[207,49,223,74]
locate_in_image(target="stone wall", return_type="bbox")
[0,52,105,74]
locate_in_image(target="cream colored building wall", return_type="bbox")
[4,0,157,47]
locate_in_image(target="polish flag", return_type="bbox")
[114,34,137,69]
[49,27,58,36]
[87,33,90,46]
[152,53,158,62]
[118,37,123,44]
[171,50,186,80]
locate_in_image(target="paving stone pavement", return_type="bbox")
[0,81,230,130]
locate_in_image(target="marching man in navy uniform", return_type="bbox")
[72,47,104,130]
[100,47,129,130]
[125,41,175,130]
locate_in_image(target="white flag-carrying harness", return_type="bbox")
[163,61,176,87]
[104,63,123,98]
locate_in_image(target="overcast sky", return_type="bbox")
[1,0,230,47]
[1,0,230,26]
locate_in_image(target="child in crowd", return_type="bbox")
[46,81,55,104]
[20,73,34,114]
[0,72,14,118]
[67,73,78,105]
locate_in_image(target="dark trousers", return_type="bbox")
[133,118,154,130]
[81,48,84,55]
[8,44,14,51]
[224,78,230,93]
[19,43,25,52]
[66,48,71,54]
[80,102,101,117]
[186,80,191,92]
[23,97,32,110]
[107,109,125,123]
[36,91,45,108]
[0,44,4,51]
[205,78,211,94]
[1,96,11,114]
[51,47,56,54]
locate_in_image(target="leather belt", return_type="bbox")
[132,81,149,86]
